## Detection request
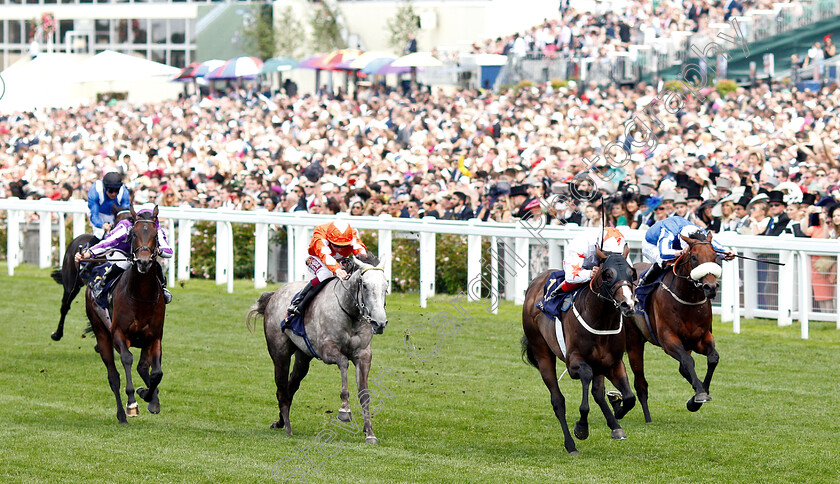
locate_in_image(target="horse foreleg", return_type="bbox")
[661,333,710,407]
[137,339,163,415]
[569,358,592,441]
[687,332,719,413]
[606,362,636,420]
[527,331,578,454]
[113,333,138,417]
[626,326,652,423]
[95,332,126,424]
[354,349,377,444]
[136,347,160,413]
[592,375,626,440]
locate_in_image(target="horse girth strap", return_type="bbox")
[571,300,623,336]
[659,281,708,305]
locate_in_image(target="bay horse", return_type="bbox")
[50,207,131,341]
[521,246,637,454]
[625,232,722,422]
[85,205,166,424]
[246,254,388,444]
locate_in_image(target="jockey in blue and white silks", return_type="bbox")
[87,172,131,239]
[638,216,725,285]
[76,205,173,306]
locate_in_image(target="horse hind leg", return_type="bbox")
[626,326,652,423]
[283,351,312,432]
[268,346,292,433]
[570,359,592,441]
[592,375,626,441]
[527,334,578,454]
[52,279,81,341]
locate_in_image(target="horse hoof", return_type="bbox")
[365,436,378,445]
[573,422,589,440]
[694,392,712,404]
[126,403,139,417]
[50,332,62,341]
[611,428,627,441]
[270,420,284,429]
[606,391,622,405]
[337,409,352,422]
[93,344,100,354]
[147,402,160,414]
[568,450,580,456]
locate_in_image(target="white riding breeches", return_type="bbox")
[306,255,335,282]
[642,240,664,266]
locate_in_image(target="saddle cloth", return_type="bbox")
[537,270,581,359]
[633,267,668,346]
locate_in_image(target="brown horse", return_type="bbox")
[51,208,132,341]
[625,233,722,423]
[521,247,637,454]
[85,205,166,424]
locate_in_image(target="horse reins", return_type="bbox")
[660,242,714,305]
[335,266,385,326]
[572,266,633,336]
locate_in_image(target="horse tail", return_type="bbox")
[246,291,275,333]
[51,269,63,284]
[521,334,538,368]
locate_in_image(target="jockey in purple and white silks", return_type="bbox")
[638,216,729,285]
[76,205,173,305]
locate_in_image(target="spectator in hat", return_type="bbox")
[734,194,752,232]
[741,194,770,236]
[714,194,740,232]
[420,196,442,219]
[697,199,720,232]
[511,184,540,220]
[715,177,733,201]
[673,194,689,218]
[802,204,839,312]
[763,190,791,236]
[660,191,677,218]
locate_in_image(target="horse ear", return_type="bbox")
[595,246,607,260]
[680,235,691,245]
[355,257,371,271]
[153,205,159,218]
[707,233,713,243]
[130,204,137,220]
[622,245,629,258]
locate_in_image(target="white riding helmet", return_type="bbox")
[599,227,627,254]
[678,225,705,249]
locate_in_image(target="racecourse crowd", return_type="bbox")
[470,0,771,60]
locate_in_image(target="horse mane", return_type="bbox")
[355,253,380,267]
[135,211,155,222]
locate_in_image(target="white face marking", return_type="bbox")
[620,285,633,306]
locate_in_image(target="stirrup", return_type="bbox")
[162,288,172,304]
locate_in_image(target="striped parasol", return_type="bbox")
[172,62,200,81]
[206,56,264,80]
[300,49,362,71]
[193,59,225,78]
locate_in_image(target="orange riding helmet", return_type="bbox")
[325,220,355,246]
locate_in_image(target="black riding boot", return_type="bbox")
[92,264,124,305]
[287,283,318,317]
[639,262,665,286]
[155,262,172,304]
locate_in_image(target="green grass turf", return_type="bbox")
[1,264,839,483]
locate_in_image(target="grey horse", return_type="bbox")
[246,255,388,444]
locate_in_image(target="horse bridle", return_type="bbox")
[659,241,718,305]
[336,266,385,326]
[588,256,635,313]
[130,219,158,263]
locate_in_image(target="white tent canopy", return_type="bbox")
[0,51,182,112]
[69,50,180,82]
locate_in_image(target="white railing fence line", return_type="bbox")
[2,198,839,339]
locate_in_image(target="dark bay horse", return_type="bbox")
[50,208,131,341]
[626,233,723,422]
[85,206,166,424]
[521,247,637,454]
[246,255,388,444]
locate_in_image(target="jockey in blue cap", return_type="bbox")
[76,204,173,324]
[88,171,131,239]
[638,216,734,285]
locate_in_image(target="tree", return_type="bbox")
[276,6,305,58]
[310,2,345,53]
[242,3,277,60]
[387,1,420,51]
